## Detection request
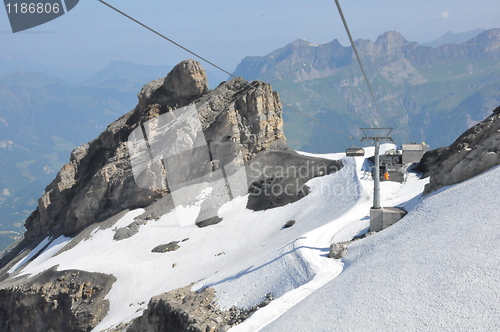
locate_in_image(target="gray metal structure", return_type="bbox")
[370,207,408,231]
[334,0,407,232]
[402,143,429,164]
[361,128,394,209]
[346,147,365,157]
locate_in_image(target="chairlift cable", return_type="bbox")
[333,0,385,128]
[97,0,352,139]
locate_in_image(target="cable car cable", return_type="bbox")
[333,0,385,128]
[98,0,352,139]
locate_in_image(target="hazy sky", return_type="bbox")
[1,0,499,77]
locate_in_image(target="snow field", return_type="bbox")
[10,144,429,331]
[262,165,500,331]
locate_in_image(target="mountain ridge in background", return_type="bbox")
[81,61,174,92]
[233,28,500,152]
[1,28,499,251]
[0,59,499,331]
[83,61,227,93]
[0,70,132,249]
[0,57,229,250]
[422,28,485,47]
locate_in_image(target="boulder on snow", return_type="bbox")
[329,242,348,259]
[246,148,343,211]
[151,241,180,253]
[418,105,500,194]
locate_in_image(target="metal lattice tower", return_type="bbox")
[361,128,394,209]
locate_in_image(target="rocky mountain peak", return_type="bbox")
[0,59,345,331]
[290,39,315,49]
[163,59,208,100]
[374,30,408,54]
[13,59,288,244]
[422,29,485,48]
[468,28,500,52]
[328,38,343,47]
[137,59,208,112]
[376,30,407,43]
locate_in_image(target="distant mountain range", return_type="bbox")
[0,71,133,249]
[233,28,500,152]
[0,51,90,84]
[0,61,173,250]
[0,59,234,251]
[422,28,485,47]
[82,61,173,92]
[0,28,497,251]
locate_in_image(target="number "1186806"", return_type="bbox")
[5,2,60,14]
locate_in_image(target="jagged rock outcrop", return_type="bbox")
[233,28,500,153]
[0,59,344,332]
[21,59,284,245]
[246,148,342,211]
[112,284,272,332]
[163,60,208,100]
[123,285,229,332]
[235,28,500,85]
[0,268,115,332]
[418,105,500,193]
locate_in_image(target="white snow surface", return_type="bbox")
[9,144,432,331]
[8,237,50,274]
[262,164,500,332]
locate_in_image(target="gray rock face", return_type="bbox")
[0,59,345,332]
[329,242,348,259]
[122,284,273,332]
[246,147,343,211]
[125,284,227,332]
[163,60,208,100]
[21,59,285,245]
[0,267,115,332]
[419,105,500,193]
[151,241,180,253]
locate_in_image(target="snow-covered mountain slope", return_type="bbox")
[261,164,500,331]
[6,144,429,331]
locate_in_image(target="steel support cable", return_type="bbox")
[333,0,385,128]
[97,0,351,139]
